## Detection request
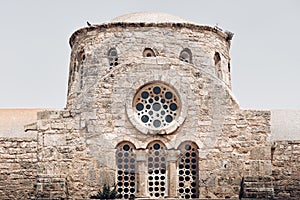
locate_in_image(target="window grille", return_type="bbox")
[108,48,119,68]
[116,142,136,199]
[133,82,180,130]
[178,142,199,199]
[147,141,167,198]
[179,48,192,63]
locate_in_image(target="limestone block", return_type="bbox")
[37,121,50,131]
[199,172,216,186]
[51,123,65,129]
[66,122,74,130]
[250,146,271,160]
[44,134,66,146]
[61,110,71,118]
[245,160,272,176]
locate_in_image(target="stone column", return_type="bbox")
[135,149,148,198]
[166,149,181,198]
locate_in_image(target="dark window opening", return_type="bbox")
[214,52,222,79]
[108,48,119,68]
[147,141,167,198]
[143,48,156,57]
[80,65,84,89]
[178,142,199,199]
[214,52,221,65]
[77,48,86,65]
[179,48,192,63]
[116,142,136,199]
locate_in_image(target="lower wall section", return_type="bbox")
[0,137,299,199]
[0,137,37,200]
[36,174,67,199]
[241,175,274,199]
[272,140,300,200]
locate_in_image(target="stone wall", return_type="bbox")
[56,22,275,198]
[67,25,232,110]
[272,140,300,199]
[217,109,271,199]
[61,22,239,199]
[35,110,81,199]
[0,17,299,200]
[33,109,273,199]
[240,140,300,199]
[34,109,116,199]
[0,137,37,199]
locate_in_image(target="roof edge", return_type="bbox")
[69,22,233,48]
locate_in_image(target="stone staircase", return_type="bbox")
[240,176,274,199]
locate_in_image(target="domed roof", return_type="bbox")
[110,12,191,24]
[69,12,231,48]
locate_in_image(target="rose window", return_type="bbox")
[133,83,181,130]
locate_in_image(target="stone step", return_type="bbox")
[241,176,274,199]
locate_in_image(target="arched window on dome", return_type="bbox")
[179,48,192,63]
[147,141,167,198]
[108,48,119,68]
[116,142,136,199]
[177,142,199,199]
[77,48,86,64]
[80,65,84,89]
[214,52,222,79]
[76,47,86,89]
[143,48,156,57]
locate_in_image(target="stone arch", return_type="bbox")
[214,52,222,79]
[77,47,86,65]
[179,48,193,63]
[146,140,167,198]
[143,48,156,57]
[177,141,199,199]
[108,48,119,68]
[115,141,136,199]
[126,80,187,135]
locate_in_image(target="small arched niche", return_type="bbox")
[179,48,192,63]
[214,52,222,79]
[77,48,86,65]
[143,48,156,57]
[108,48,119,68]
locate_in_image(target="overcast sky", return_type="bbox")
[0,0,299,110]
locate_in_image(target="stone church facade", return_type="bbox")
[0,13,299,199]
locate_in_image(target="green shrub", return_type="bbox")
[90,184,118,199]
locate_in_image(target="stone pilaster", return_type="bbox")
[166,149,181,198]
[135,149,148,198]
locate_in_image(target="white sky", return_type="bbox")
[0,0,299,109]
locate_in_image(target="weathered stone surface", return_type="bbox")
[0,12,299,200]
[272,140,300,200]
[241,176,274,199]
[0,137,37,200]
